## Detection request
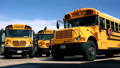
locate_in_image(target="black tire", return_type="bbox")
[29,51,35,58]
[29,54,33,58]
[82,40,96,61]
[29,45,37,58]
[34,49,41,57]
[29,50,35,58]
[0,44,4,55]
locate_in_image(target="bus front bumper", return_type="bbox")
[37,48,50,54]
[4,47,33,55]
[51,43,84,56]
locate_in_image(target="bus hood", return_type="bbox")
[53,26,98,44]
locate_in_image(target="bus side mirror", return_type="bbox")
[56,20,63,29]
[57,22,60,29]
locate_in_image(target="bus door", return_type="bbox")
[99,18,109,49]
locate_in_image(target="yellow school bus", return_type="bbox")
[51,8,120,61]
[4,24,36,58]
[36,29,53,56]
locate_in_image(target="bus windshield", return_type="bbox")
[38,34,53,40]
[64,15,98,28]
[6,30,32,37]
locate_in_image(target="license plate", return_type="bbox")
[17,51,22,53]
[60,45,66,49]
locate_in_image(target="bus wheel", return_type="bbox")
[0,44,4,55]
[29,46,37,58]
[82,40,96,61]
[29,53,34,58]
[52,51,64,60]
[29,50,35,58]
[22,54,27,58]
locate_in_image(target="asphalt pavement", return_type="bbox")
[0,55,120,68]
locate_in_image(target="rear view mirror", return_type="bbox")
[56,20,63,29]
[57,21,59,29]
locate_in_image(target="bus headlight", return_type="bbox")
[29,45,33,47]
[74,37,80,41]
[5,45,11,47]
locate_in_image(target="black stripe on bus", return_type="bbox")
[107,38,120,41]
[112,35,120,38]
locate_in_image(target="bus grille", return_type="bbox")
[13,41,26,46]
[56,30,72,39]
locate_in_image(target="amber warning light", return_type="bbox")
[85,10,93,15]
[64,10,94,20]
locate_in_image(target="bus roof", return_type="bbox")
[38,29,54,34]
[64,8,120,24]
[5,24,32,30]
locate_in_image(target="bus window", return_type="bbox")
[106,19,110,29]
[64,21,72,28]
[72,19,79,27]
[115,23,118,32]
[64,15,98,27]
[111,21,114,31]
[99,17,105,29]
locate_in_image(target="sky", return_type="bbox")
[0,0,120,32]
